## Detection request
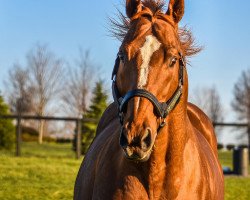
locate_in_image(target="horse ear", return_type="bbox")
[126,0,142,19]
[166,0,184,23]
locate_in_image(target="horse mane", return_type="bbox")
[109,0,201,58]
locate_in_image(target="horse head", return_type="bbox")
[112,0,191,162]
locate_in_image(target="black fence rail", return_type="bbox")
[0,115,97,159]
[213,122,249,128]
[214,122,250,156]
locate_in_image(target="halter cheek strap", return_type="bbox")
[111,53,185,127]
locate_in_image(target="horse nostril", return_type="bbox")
[141,128,152,150]
[120,129,129,148]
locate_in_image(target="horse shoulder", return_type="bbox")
[96,102,118,136]
[185,105,224,199]
[74,119,121,200]
[180,128,224,200]
[187,102,218,155]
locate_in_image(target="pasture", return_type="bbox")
[0,142,249,200]
[0,143,81,200]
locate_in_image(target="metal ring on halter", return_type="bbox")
[159,117,166,128]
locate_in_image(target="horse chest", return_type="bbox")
[114,164,169,200]
[113,177,165,200]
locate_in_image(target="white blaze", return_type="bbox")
[136,35,161,112]
[138,35,161,88]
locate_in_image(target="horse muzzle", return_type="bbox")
[119,127,154,162]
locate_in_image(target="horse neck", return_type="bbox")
[142,83,190,198]
[150,78,189,168]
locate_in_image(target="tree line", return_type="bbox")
[0,44,108,151]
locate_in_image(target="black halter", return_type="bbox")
[111,53,185,127]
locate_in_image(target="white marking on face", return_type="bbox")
[136,35,161,112]
[138,35,161,88]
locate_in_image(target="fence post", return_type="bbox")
[233,147,249,176]
[76,119,82,159]
[16,115,21,157]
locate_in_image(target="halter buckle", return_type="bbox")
[159,117,166,128]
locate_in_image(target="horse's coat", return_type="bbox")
[74,1,224,199]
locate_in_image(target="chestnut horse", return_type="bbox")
[74,0,224,199]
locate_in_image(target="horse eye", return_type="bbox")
[118,52,125,62]
[169,57,177,67]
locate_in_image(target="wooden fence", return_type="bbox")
[0,115,97,159]
[214,122,250,163]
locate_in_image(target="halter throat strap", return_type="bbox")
[112,53,185,126]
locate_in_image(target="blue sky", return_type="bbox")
[0,0,250,143]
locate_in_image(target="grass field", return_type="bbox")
[0,142,250,200]
[218,151,250,199]
[0,142,81,200]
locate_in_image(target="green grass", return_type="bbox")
[0,143,250,199]
[219,150,233,168]
[225,176,250,200]
[219,150,250,200]
[0,142,82,200]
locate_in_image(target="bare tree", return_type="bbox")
[232,69,250,122]
[190,86,224,137]
[5,63,34,115]
[231,69,250,146]
[191,86,224,122]
[27,44,64,144]
[61,49,95,117]
[206,87,224,123]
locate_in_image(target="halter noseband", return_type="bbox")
[111,52,185,128]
